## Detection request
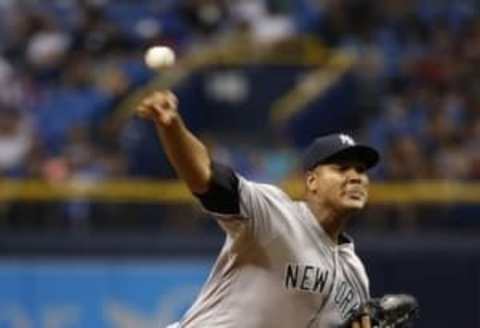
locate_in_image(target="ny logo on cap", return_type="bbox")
[339,134,355,146]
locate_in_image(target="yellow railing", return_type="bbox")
[1,179,479,204]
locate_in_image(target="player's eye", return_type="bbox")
[339,165,349,172]
[354,164,367,174]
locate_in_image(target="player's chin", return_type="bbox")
[341,196,367,211]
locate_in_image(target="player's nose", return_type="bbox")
[345,168,368,185]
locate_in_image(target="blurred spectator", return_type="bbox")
[0,0,479,234]
[230,0,295,44]
[384,134,429,180]
[466,119,480,178]
[0,107,33,176]
[180,0,228,38]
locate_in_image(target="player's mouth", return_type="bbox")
[345,188,366,200]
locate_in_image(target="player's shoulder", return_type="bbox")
[238,175,292,202]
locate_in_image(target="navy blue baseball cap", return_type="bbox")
[302,133,380,172]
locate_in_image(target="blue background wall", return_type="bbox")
[0,235,478,328]
[0,260,212,328]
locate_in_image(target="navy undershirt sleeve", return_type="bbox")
[194,162,240,215]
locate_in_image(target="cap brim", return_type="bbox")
[323,145,380,169]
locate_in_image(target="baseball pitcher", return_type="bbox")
[136,91,416,328]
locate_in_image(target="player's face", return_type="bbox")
[307,161,369,212]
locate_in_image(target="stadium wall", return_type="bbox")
[0,235,478,328]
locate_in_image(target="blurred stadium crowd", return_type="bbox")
[0,0,479,235]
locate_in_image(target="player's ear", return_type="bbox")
[305,170,318,193]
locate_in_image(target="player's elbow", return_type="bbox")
[186,165,212,195]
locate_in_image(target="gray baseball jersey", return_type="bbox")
[178,175,370,328]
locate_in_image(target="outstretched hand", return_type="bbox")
[136,90,179,127]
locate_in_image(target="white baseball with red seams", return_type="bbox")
[144,46,175,69]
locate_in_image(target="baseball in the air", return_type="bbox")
[144,46,176,69]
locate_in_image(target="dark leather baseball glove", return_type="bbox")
[348,294,419,328]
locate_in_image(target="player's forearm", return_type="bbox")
[155,116,212,194]
[136,90,213,193]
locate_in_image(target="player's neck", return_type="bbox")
[306,199,350,244]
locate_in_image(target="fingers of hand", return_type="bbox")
[136,104,152,119]
[351,315,371,328]
[158,91,178,110]
[361,315,371,328]
[150,90,176,107]
[351,321,361,328]
[136,91,177,119]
